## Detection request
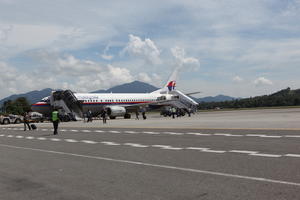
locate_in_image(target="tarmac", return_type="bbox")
[0,108,300,199]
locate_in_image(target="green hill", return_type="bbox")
[198,87,300,109]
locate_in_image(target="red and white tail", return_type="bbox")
[152,67,179,94]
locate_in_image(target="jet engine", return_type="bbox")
[106,106,126,118]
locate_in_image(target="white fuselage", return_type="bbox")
[31,92,164,116]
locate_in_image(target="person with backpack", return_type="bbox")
[23,112,31,131]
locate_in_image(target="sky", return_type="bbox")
[0,0,300,99]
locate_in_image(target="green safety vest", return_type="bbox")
[52,111,59,121]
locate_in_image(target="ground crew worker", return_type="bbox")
[23,112,31,131]
[52,109,60,135]
[101,110,107,124]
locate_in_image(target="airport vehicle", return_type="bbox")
[28,112,45,123]
[0,114,22,125]
[31,69,199,120]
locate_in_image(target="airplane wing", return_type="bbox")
[185,91,201,96]
[123,99,174,109]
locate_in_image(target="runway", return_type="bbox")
[1,122,300,199]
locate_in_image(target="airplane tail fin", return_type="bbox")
[152,67,179,94]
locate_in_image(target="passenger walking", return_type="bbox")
[187,107,192,117]
[52,109,60,135]
[87,110,93,122]
[171,107,176,119]
[23,112,31,131]
[135,110,139,120]
[101,110,107,124]
[141,108,146,120]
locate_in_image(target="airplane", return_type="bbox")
[31,69,199,120]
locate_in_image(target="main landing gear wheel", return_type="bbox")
[124,113,131,119]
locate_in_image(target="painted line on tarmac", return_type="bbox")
[81,126,300,131]
[229,150,258,154]
[285,154,300,158]
[249,153,282,158]
[81,140,98,144]
[2,127,300,139]
[0,143,299,187]
[124,143,149,148]
[1,133,300,159]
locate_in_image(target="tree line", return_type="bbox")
[0,97,31,115]
[198,88,300,110]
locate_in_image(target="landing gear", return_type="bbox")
[124,113,131,119]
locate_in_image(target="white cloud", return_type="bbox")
[171,46,200,71]
[123,34,161,65]
[0,62,58,98]
[137,72,162,87]
[233,76,243,83]
[254,77,273,86]
[101,54,114,60]
[101,44,114,60]
[0,25,12,41]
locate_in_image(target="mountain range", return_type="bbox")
[0,81,237,105]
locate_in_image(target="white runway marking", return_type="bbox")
[109,130,120,133]
[201,149,226,153]
[285,154,300,158]
[51,138,61,142]
[250,153,282,158]
[186,147,210,151]
[124,143,148,148]
[124,131,137,134]
[3,127,300,139]
[81,140,98,144]
[214,133,232,136]
[1,132,299,160]
[152,145,171,148]
[1,144,299,187]
[259,135,282,138]
[285,135,300,138]
[143,131,160,135]
[163,132,184,135]
[229,150,258,154]
[161,147,183,150]
[186,133,211,136]
[246,134,267,137]
[65,139,78,143]
[227,134,243,137]
[101,141,121,146]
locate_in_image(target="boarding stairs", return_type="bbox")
[50,90,83,120]
[169,90,198,111]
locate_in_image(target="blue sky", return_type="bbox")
[0,0,300,99]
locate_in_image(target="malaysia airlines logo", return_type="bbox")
[167,81,176,91]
